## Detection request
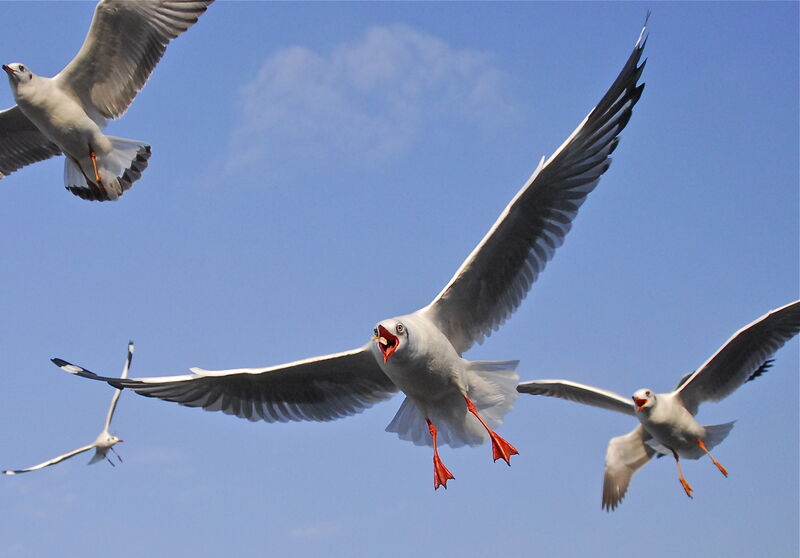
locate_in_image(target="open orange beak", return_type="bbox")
[373,325,399,364]
[633,397,648,412]
[2,65,15,75]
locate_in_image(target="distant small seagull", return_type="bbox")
[4,342,134,475]
[517,300,800,510]
[56,23,647,489]
[0,0,213,201]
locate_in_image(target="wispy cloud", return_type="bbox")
[228,24,517,176]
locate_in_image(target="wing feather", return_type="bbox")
[3,444,96,475]
[676,300,800,414]
[421,24,647,353]
[602,425,654,511]
[53,344,399,423]
[55,0,213,120]
[0,106,61,178]
[517,379,635,416]
[102,341,134,432]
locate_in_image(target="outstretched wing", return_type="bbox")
[676,300,800,414]
[102,341,134,432]
[0,106,61,179]
[517,379,636,416]
[421,22,647,354]
[54,344,399,423]
[55,0,213,120]
[3,444,96,475]
[602,425,655,511]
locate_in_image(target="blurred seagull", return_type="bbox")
[518,300,800,510]
[0,0,213,201]
[4,342,134,475]
[55,22,647,489]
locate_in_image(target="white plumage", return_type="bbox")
[518,300,800,510]
[0,0,213,200]
[56,22,647,488]
[4,342,134,475]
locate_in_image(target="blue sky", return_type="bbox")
[1,2,797,557]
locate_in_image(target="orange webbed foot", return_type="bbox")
[489,432,519,465]
[433,454,455,490]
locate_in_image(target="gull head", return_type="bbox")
[2,62,33,86]
[97,433,123,449]
[632,388,655,412]
[372,320,408,364]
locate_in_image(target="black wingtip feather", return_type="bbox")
[745,358,774,383]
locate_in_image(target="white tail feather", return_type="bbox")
[64,136,151,201]
[385,360,519,448]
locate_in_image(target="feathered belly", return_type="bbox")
[382,361,463,404]
[18,93,106,156]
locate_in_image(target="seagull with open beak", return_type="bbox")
[518,300,800,509]
[54,21,648,489]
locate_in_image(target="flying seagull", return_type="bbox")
[5,342,134,475]
[0,0,213,201]
[517,300,800,510]
[55,23,647,489]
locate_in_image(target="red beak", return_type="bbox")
[633,397,648,412]
[375,325,399,364]
[2,65,15,75]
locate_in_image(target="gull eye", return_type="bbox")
[396,323,405,334]
[373,328,379,337]
[18,65,25,72]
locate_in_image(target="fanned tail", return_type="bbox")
[703,421,735,450]
[64,136,151,201]
[385,360,519,448]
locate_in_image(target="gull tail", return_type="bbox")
[87,450,105,465]
[385,360,519,449]
[64,136,151,201]
[702,421,736,450]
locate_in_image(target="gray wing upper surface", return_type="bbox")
[676,300,800,414]
[421,25,647,354]
[54,345,399,423]
[0,106,61,178]
[517,379,636,416]
[55,0,214,121]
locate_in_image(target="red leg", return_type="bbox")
[463,395,518,465]
[89,148,103,185]
[427,419,454,490]
[697,439,728,477]
[671,449,693,498]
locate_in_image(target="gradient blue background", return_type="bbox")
[1,2,797,557]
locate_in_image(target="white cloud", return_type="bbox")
[229,24,516,174]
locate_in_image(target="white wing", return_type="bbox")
[602,425,655,511]
[0,106,61,178]
[54,344,399,423]
[676,300,800,414]
[3,443,96,475]
[517,379,635,416]
[54,0,213,120]
[102,341,134,432]
[421,24,647,354]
